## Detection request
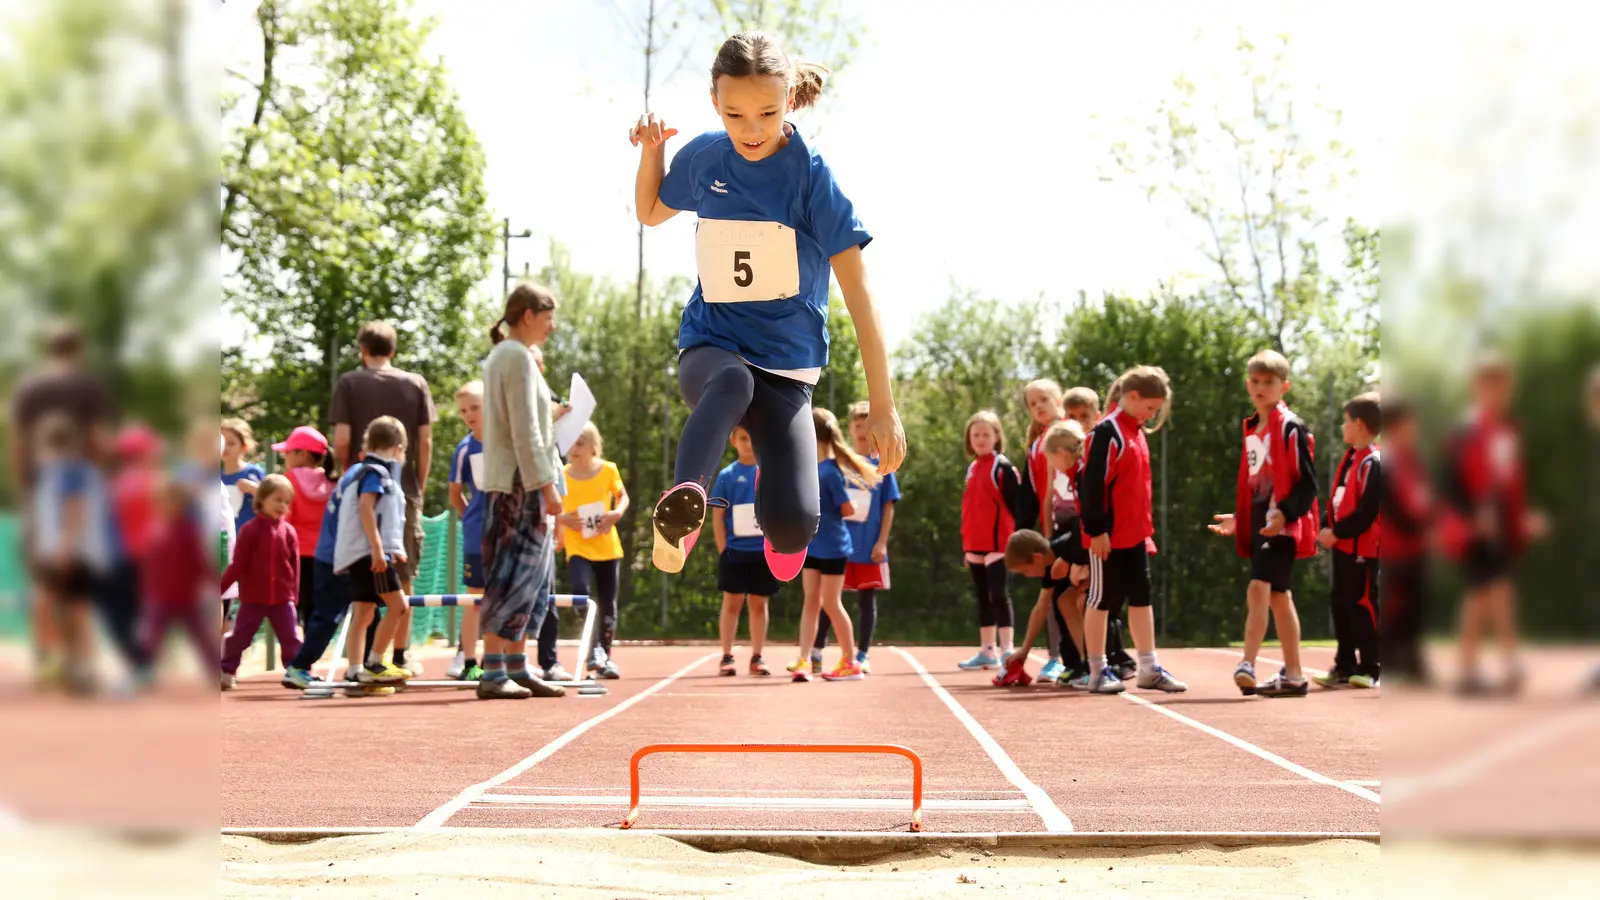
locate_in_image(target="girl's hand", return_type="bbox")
[629,113,678,148]
[1089,533,1111,560]
[599,511,624,533]
[1209,514,1235,537]
[556,512,583,532]
[238,479,259,496]
[871,542,887,563]
[867,405,907,476]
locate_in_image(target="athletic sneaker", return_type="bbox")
[1457,673,1493,697]
[819,660,865,681]
[957,651,1000,670]
[1313,668,1352,689]
[1348,674,1379,689]
[1088,666,1125,694]
[1060,668,1091,690]
[595,662,621,679]
[220,672,236,691]
[652,482,712,574]
[749,656,771,676]
[281,667,319,689]
[1503,664,1526,697]
[791,661,812,683]
[446,651,466,679]
[459,664,484,681]
[1233,660,1258,696]
[856,653,872,675]
[1114,659,1139,682]
[358,663,409,684]
[401,659,426,679]
[345,684,395,697]
[511,672,567,697]
[1135,666,1188,693]
[719,655,738,676]
[1037,658,1064,683]
[786,657,810,674]
[992,656,1033,687]
[1256,668,1309,698]
[476,679,532,700]
[543,664,574,682]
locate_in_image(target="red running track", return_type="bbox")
[220,645,1382,834]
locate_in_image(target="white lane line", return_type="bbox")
[893,647,1074,832]
[475,794,1034,811]
[1197,647,1327,678]
[415,652,717,828]
[1120,693,1380,803]
[1385,707,1600,806]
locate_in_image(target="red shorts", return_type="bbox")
[844,561,891,592]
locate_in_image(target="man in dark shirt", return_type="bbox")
[8,320,112,494]
[329,321,436,595]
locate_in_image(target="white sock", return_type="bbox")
[1093,655,1109,674]
[1138,652,1158,679]
[366,652,383,668]
[981,643,996,655]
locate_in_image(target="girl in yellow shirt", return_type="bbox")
[556,423,630,678]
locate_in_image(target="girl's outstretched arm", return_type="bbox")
[631,113,681,227]
[830,246,906,476]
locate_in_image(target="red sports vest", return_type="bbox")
[1331,446,1380,558]
[1234,403,1319,560]
[1439,409,1529,559]
[1080,409,1154,551]
[1383,444,1429,561]
[962,453,1016,553]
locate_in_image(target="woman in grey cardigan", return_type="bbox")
[476,283,567,700]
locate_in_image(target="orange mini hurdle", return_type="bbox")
[621,743,925,831]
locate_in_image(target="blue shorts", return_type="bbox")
[463,553,486,589]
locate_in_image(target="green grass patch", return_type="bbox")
[1225,639,1339,649]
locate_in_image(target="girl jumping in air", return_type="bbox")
[629,30,905,584]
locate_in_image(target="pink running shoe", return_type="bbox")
[652,482,710,574]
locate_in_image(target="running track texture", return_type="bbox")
[219,645,1384,835]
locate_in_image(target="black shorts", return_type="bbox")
[803,555,848,576]
[719,549,779,598]
[33,562,97,603]
[348,558,403,604]
[1086,545,1151,614]
[1249,505,1297,593]
[1463,539,1513,589]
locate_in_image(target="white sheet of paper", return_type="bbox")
[226,483,245,517]
[845,488,871,523]
[553,373,597,455]
[579,501,607,539]
[732,503,763,537]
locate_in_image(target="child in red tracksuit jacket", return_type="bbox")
[1317,393,1383,689]
[957,410,1020,670]
[1078,365,1186,694]
[1209,350,1320,698]
[142,475,220,684]
[219,474,303,689]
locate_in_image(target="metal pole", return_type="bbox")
[1160,425,1169,638]
[661,362,673,629]
[502,217,532,298]
[446,507,459,646]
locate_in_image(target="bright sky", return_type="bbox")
[218,1,1389,354]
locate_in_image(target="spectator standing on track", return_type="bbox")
[555,423,629,680]
[527,344,575,684]
[477,284,566,700]
[1080,365,1187,695]
[330,321,438,675]
[1209,350,1319,698]
[713,426,775,677]
[956,410,1019,671]
[447,381,488,682]
[220,474,304,689]
[275,426,337,631]
[1316,393,1384,689]
[812,401,899,674]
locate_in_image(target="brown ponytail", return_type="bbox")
[491,281,557,345]
[710,31,830,110]
[1114,365,1174,433]
[814,408,880,489]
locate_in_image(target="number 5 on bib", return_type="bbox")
[695,219,800,303]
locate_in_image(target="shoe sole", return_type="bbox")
[720,668,737,677]
[820,674,864,681]
[1091,684,1126,694]
[652,486,705,573]
[1138,681,1188,692]
[958,662,999,670]
[1258,686,1309,698]
[1234,671,1258,696]
[476,687,532,699]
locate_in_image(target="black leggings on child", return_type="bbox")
[813,590,878,655]
[968,560,1014,628]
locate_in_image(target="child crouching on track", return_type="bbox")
[714,426,774,676]
[334,417,413,692]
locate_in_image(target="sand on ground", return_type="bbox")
[211,831,1379,900]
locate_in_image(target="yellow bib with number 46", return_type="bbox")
[695,219,800,304]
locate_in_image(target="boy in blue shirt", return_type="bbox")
[447,380,487,681]
[712,426,774,676]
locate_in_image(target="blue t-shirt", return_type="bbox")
[711,460,763,554]
[220,463,266,531]
[450,434,487,555]
[807,459,854,561]
[32,458,117,571]
[314,458,391,564]
[658,125,872,374]
[846,456,901,564]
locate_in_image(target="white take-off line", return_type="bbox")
[1119,693,1381,804]
[1384,705,1600,806]
[414,652,718,829]
[892,647,1075,833]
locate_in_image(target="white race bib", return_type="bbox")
[1333,486,1346,510]
[695,218,800,303]
[845,488,871,523]
[578,501,607,539]
[468,452,485,490]
[227,483,245,516]
[732,503,763,537]
[1053,471,1075,502]
[1245,434,1269,477]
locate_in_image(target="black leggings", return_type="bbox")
[967,559,1014,629]
[568,556,621,658]
[813,589,878,654]
[676,345,817,554]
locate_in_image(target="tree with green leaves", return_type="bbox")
[221,0,496,509]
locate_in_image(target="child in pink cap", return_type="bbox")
[274,426,336,629]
